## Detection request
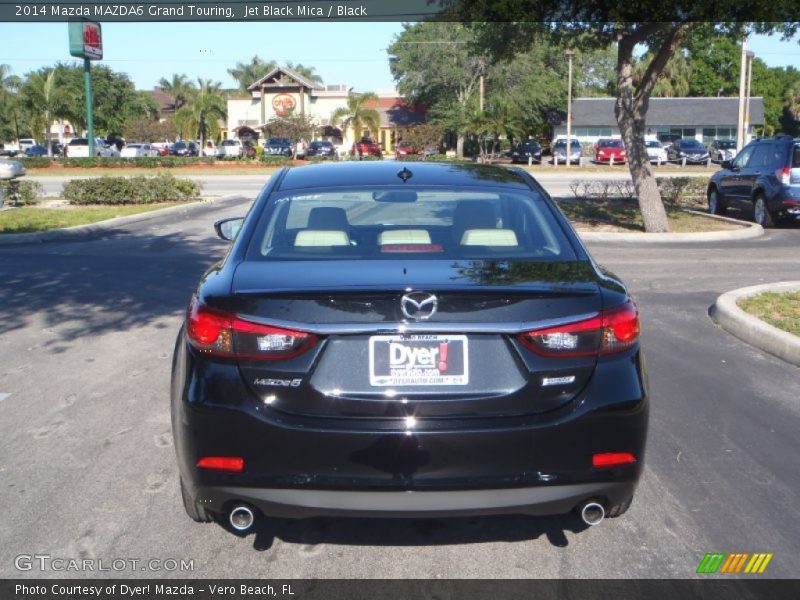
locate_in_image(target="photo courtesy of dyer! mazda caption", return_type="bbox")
[171,161,648,533]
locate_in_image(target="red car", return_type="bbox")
[594,138,626,164]
[395,141,417,159]
[353,139,382,158]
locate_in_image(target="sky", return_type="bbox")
[1,22,800,92]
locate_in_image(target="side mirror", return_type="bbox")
[721,160,733,170]
[214,217,244,241]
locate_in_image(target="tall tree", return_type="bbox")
[21,68,67,156]
[0,64,24,142]
[330,92,380,156]
[635,51,692,97]
[176,78,227,148]
[227,56,277,93]
[157,73,195,110]
[389,22,487,157]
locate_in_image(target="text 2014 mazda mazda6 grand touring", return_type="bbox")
[171,161,648,533]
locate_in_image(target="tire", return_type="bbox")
[753,194,775,228]
[180,477,212,523]
[605,495,633,518]
[708,187,726,215]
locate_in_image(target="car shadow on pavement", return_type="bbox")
[225,513,591,550]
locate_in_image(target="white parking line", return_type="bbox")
[0,393,10,402]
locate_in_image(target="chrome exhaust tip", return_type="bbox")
[580,502,605,526]
[229,505,255,532]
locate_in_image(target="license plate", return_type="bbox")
[368,334,468,386]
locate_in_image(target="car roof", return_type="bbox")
[277,161,533,191]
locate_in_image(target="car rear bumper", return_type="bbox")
[173,345,648,519]
[192,480,637,518]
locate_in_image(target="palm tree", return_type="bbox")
[284,62,323,85]
[157,74,195,110]
[228,56,277,93]
[177,78,227,149]
[0,65,23,143]
[634,51,692,98]
[330,92,380,157]
[21,69,66,157]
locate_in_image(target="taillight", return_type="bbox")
[592,452,636,468]
[776,167,791,185]
[186,298,317,360]
[197,456,244,472]
[518,300,640,357]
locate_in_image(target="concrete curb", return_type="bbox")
[0,195,246,246]
[577,211,763,242]
[710,281,800,366]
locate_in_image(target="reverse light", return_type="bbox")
[186,298,317,360]
[196,456,245,472]
[776,167,791,185]
[519,300,640,357]
[592,452,637,468]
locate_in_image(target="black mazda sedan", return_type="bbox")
[171,161,647,532]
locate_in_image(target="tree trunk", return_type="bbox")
[614,26,680,233]
[45,109,52,158]
[456,133,464,158]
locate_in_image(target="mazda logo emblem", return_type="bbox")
[400,292,438,321]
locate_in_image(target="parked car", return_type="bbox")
[709,139,737,163]
[170,141,199,157]
[151,142,170,156]
[201,141,217,157]
[264,137,293,157]
[511,141,542,164]
[657,133,682,148]
[707,135,800,228]
[667,138,710,164]
[353,138,382,157]
[24,145,49,157]
[594,138,626,164]
[217,139,243,158]
[0,142,20,156]
[64,137,116,158]
[120,143,157,158]
[645,139,668,164]
[395,141,417,159]
[306,140,336,159]
[18,138,36,153]
[551,138,582,164]
[172,161,647,532]
[0,159,25,179]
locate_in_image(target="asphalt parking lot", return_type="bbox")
[0,193,799,579]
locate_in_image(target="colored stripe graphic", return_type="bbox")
[697,553,726,574]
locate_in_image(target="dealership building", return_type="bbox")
[553,97,765,144]
[224,66,425,152]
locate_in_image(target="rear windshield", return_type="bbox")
[268,138,290,145]
[221,140,238,146]
[716,140,736,149]
[69,139,88,146]
[248,188,576,261]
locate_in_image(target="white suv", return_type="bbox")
[217,139,243,158]
[65,138,118,158]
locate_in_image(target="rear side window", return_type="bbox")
[249,188,576,261]
[746,145,771,168]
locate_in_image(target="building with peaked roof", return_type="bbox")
[225,67,425,152]
[553,97,765,144]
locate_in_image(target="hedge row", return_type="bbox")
[62,174,201,205]
[0,179,43,206]
[655,177,709,203]
[18,156,217,168]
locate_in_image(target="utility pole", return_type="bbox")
[736,35,748,151]
[745,50,754,143]
[84,58,95,157]
[565,49,575,167]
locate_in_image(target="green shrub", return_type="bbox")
[259,155,292,165]
[0,179,43,206]
[656,177,709,204]
[17,157,54,168]
[60,156,215,168]
[62,174,201,205]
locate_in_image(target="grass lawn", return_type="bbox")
[738,292,800,336]
[554,198,742,233]
[0,203,181,234]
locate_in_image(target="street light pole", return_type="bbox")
[565,49,575,167]
[745,50,754,143]
[736,35,748,151]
